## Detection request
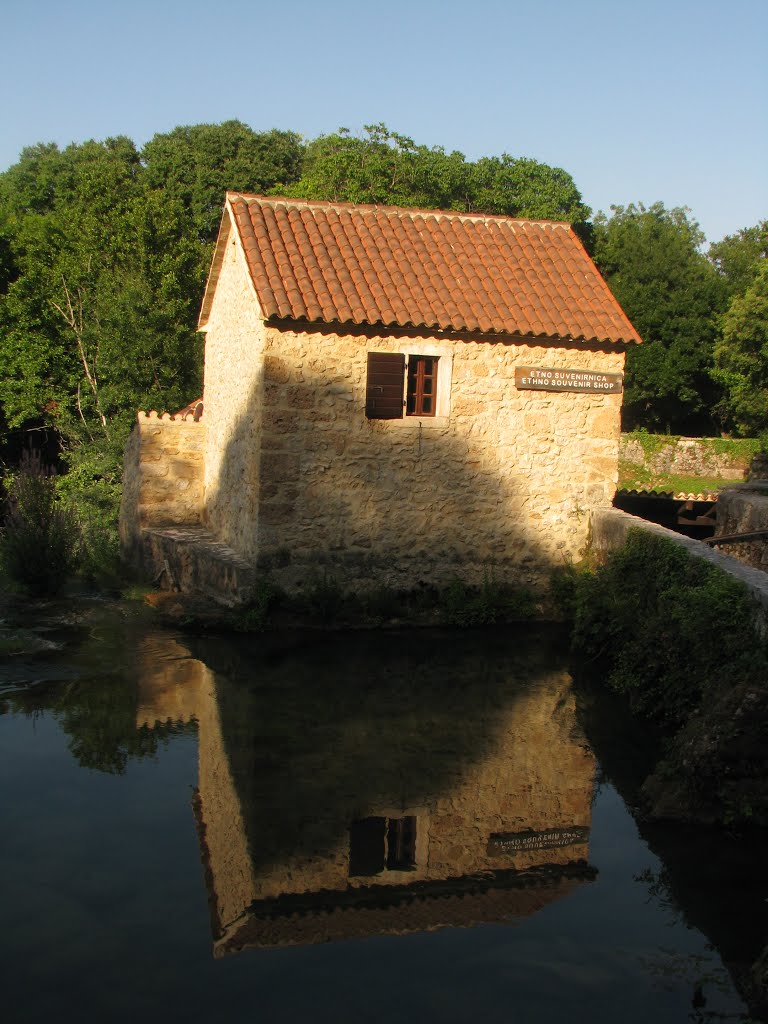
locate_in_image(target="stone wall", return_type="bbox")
[201,307,625,593]
[119,412,205,564]
[200,230,265,558]
[714,484,768,572]
[620,434,757,481]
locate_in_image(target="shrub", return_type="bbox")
[0,453,81,595]
[442,567,535,626]
[571,529,768,726]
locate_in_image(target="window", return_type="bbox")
[407,356,438,416]
[349,816,418,876]
[366,352,440,420]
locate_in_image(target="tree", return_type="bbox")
[0,136,205,539]
[141,120,304,244]
[712,261,768,436]
[466,154,591,224]
[287,124,590,224]
[709,220,768,298]
[592,203,727,434]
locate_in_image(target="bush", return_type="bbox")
[571,529,768,726]
[442,567,535,626]
[0,454,81,595]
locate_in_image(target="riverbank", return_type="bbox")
[569,528,768,829]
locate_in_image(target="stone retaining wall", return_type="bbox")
[713,484,768,572]
[620,435,757,480]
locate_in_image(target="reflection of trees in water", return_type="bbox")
[576,678,768,1022]
[1,615,197,774]
[5,673,193,774]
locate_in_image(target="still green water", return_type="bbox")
[1,600,765,1023]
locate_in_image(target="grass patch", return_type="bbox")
[617,460,738,494]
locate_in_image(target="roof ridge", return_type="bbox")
[226,192,576,230]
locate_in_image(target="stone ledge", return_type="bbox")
[142,526,258,607]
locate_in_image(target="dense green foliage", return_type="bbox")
[592,206,767,435]
[712,260,768,435]
[286,123,590,225]
[571,530,767,726]
[592,203,727,434]
[569,530,768,825]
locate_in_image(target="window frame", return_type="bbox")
[406,355,438,417]
[365,344,452,425]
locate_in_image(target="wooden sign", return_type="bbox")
[515,367,623,393]
[487,826,590,856]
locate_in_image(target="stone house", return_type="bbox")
[120,193,641,603]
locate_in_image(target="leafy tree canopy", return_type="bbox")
[141,120,303,244]
[712,260,768,436]
[708,220,768,298]
[592,202,728,434]
[285,123,590,225]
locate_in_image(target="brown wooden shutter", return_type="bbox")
[366,352,405,419]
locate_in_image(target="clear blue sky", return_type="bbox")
[2,0,765,244]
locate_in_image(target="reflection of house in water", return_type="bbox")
[136,632,597,957]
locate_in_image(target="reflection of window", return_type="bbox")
[365,353,439,420]
[349,816,417,876]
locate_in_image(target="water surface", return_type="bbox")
[1,602,763,1022]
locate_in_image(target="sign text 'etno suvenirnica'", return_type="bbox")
[515,367,624,394]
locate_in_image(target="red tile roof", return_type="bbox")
[200,193,641,345]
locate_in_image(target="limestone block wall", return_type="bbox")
[620,434,757,480]
[239,326,625,591]
[200,231,266,558]
[715,486,768,571]
[119,412,205,560]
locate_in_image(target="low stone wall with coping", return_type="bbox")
[590,507,768,631]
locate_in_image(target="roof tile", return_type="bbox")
[209,194,641,344]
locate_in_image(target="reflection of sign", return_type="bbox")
[487,826,590,856]
[515,367,623,393]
